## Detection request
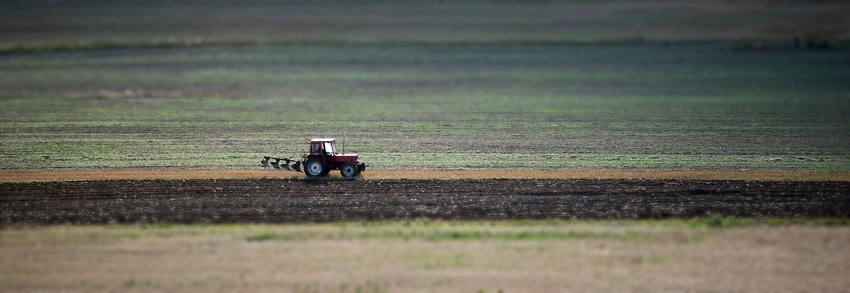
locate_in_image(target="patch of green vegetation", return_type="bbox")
[4,218,845,247]
[291,280,390,293]
[696,216,850,229]
[246,229,646,242]
[243,218,849,242]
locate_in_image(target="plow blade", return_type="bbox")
[260,158,273,169]
[261,157,302,172]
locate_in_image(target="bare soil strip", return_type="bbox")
[2,169,849,183]
[2,178,847,224]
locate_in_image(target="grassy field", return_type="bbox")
[2,220,848,292]
[2,1,849,172]
[2,43,849,171]
[2,1,849,292]
[2,0,848,52]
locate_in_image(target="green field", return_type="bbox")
[2,0,849,172]
[2,43,849,171]
[3,2,850,292]
[3,0,848,52]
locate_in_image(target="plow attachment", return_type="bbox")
[261,157,302,172]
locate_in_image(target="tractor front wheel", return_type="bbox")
[340,162,358,178]
[304,157,328,177]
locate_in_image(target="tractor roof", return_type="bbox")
[310,138,335,143]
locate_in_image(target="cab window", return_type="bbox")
[323,142,336,154]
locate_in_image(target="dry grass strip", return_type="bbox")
[2,169,848,183]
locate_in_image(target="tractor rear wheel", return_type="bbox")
[340,162,358,178]
[304,157,328,177]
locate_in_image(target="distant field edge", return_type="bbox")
[3,38,848,55]
[2,169,848,183]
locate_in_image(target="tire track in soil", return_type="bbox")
[1,179,848,224]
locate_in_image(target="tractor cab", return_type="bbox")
[309,138,338,157]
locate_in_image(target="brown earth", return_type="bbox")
[2,178,847,224]
[3,169,849,183]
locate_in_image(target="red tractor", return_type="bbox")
[261,138,366,178]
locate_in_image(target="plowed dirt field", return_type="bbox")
[3,177,847,224]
